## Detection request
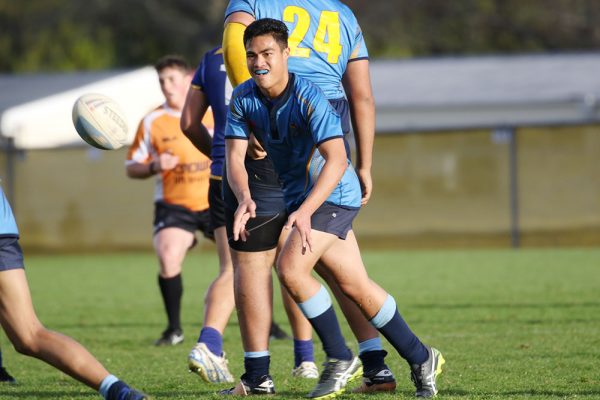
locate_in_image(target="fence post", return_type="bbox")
[507,127,520,248]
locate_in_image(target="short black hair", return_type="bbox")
[243,18,289,49]
[154,55,190,73]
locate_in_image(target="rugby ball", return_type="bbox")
[72,93,128,150]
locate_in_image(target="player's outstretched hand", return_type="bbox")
[233,199,256,241]
[284,209,312,254]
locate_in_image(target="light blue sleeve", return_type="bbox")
[349,25,369,60]
[0,185,19,236]
[224,0,255,20]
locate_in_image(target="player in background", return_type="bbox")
[0,347,15,383]
[226,18,444,399]
[0,185,147,399]
[180,46,319,382]
[222,0,394,394]
[125,56,226,352]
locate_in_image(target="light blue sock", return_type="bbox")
[99,374,119,399]
[358,337,384,355]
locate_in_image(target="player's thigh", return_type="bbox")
[0,269,42,345]
[230,248,276,304]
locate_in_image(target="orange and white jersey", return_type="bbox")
[126,103,214,211]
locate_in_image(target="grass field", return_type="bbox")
[0,248,599,399]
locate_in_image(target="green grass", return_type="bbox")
[1,248,599,399]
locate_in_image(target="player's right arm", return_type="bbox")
[342,59,375,205]
[224,87,256,241]
[226,138,255,241]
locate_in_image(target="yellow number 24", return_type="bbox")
[283,6,342,64]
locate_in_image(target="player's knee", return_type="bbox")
[11,326,45,356]
[157,247,185,274]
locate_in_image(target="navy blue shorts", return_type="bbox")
[153,201,214,242]
[208,178,226,230]
[311,203,359,240]
[0,236,24,271]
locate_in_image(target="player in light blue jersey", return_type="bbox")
[223,0,397,395]
[225,19,444,399]
[224,0,369,99]
[0,185,147,398]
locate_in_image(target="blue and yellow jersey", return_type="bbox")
[225,0,369,100]
[191,46,232,178]
[0,185,19,237]
[225,73,361,212]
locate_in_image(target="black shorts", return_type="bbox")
[225,211,287,252]
[208,178,226,230]
[223,157,287,252]
[0,236,24,271]
[311,203,359,240]
[153,201,214,241]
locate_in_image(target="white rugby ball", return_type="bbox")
[72,93,128,150]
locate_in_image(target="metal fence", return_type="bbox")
[1,124,599,252]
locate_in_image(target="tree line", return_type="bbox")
[1,0,599,72]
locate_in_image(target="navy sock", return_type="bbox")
[106,380,131,400]
[198,326,223,356]
[0,350,3,368]
[378,312,428,365]
[359,350,388,375]
[158,274,182,331]
[293,339,315,367]
[244,355,270,382]
[309,306,352,360]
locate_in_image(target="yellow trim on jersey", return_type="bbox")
[210,174,223,181]
[191,84,202,90]
[223,22,251,87]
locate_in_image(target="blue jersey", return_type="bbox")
[191,47,232,177]
[225,74,361,212]
[0,185,19,237]
[225,0,369,100]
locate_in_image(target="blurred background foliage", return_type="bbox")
[1,0,599,72]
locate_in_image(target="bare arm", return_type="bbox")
[342,59,375,205]
[180,86,213,157]
[225,138,255,241]
[285,138,348,252]
[126,152,179,179]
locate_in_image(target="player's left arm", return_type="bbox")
[180,85,213,157]
[285,138,347,253]
[342,59,375,206]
